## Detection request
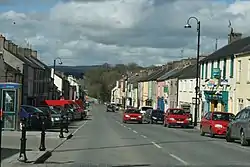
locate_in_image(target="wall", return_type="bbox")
[51,68,63,92]
[142,81,148,106]
[167,78,178,108]
[235,52,250,114]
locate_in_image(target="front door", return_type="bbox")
[1,89,17,130]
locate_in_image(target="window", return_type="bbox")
[223,58,227,79]
[217,59,220,68]
[201,64,204,79]
[205,62,208,79]
[237,60,241,82]
[211,61,214,78]
[230,56,234,78]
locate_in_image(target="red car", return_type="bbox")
[200,112,235,137]
[123,108,142,124]
[163,108,192,128]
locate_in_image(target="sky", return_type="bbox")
[0,0,250,66]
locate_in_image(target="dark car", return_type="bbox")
[37,106,64,127]
[144,109,164,124]
[20,105,51,130]
[107,104,116,112]
[226,107,250,146]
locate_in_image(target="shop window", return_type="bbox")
[217,59,220,68]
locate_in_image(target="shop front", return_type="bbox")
[204,90,229,112]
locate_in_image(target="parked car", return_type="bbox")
[36,106,63,127]
[163,108,192,128]
[123,108,142,124]
[226,107,250,146]
[139,106,153,115]
[107,104,117,112]
[200,111,235,137]
[144,109,164,124]
[20,105,51,130]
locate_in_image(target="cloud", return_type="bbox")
[0,0,250,66]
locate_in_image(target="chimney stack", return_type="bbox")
[31,50,37,58]
[228,28,242,44]
[0,35,5,50]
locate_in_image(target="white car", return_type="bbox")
[139,106,153,115]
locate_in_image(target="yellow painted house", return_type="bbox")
[142,81,149,106]
[235,51,250,113]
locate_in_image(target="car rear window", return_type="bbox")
[168,109,185,115]
[212,113,235,121]
[141,107,153,111]
[152,110,163,115]
[125,109,141,113]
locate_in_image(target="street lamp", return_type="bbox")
[52,57,62,100]
[184,16,201,127]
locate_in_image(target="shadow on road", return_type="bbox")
[1,147,32,160]
[54,139,217,153]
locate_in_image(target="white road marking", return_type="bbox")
[133,130,138,134]
[169,153,189,165]
[128,127,132,130]
[151,141,162,148]
[72,121,88,135]
[140,135,147,138]
[123,125,127,128]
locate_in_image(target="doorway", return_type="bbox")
[211,100,218,112]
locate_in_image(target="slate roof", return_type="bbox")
[25,56,45,70]
[201,36,250,63]
[157,68,182,81]
[145,68,167,82]
[178,64,197,79]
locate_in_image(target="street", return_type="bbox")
[44,105,250,167]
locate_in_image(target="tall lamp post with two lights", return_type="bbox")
[52,57,63,100]
[184,16,201,127]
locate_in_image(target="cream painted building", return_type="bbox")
[234,51,250,113]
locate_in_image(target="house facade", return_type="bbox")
[199,31,249,116]
[234,49,250,113]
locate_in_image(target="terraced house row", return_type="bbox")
[111,30,250,121]
[0,34,85,106]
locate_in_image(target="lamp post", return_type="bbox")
[52,57,62,100]
[184,16,201,127]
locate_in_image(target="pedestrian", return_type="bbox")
[63,104,70,133]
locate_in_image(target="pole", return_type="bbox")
[52,59,56,100]
[194,21,201,127]
[18,118,27,162]
[39,117,46,151]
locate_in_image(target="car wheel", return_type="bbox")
[226,128,234,142]
[240,130,248,146]
[210,127,215,138]
[150,119,153,124]
[200,126,205,136]
[80,113,84,120]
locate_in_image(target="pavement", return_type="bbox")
[27,104,250,167]
[1,119,88,167]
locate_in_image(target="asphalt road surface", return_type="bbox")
[44,105,250,167]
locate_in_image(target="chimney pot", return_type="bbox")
[31,50,37,58]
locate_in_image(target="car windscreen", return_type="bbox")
[152,110,163,116]
[125,109,141,114]
[141,107,153,111]
[168,109,185,115]
[37,107,58,114]
[212,113,235,121]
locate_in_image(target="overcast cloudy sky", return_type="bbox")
[0,0,249,66]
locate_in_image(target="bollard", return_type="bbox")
[39,116,46,151]
[18,118,27,162]
[59,115,64,138]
